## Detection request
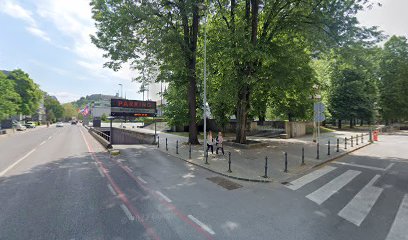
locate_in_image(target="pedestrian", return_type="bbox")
[207,131,214,154]
[216,131,225,155]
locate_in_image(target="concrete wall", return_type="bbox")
[285,121,307,138]
[111,128,155,145]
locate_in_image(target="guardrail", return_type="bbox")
[88,127,112,149]
[90,128,110,142]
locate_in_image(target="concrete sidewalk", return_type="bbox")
[115,128,373,182]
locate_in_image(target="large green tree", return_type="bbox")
[44,94,64,122]
[7,69,42,116]
[207,0,380,143]
[62,103,78,121]
[90,0,205,144]
[379,36,408,123]
[0,72,21,120]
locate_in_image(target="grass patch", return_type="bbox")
[306,126,336,134]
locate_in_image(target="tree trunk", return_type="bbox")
[338,119,342,129]
[360,119,363,126]
[258,114,265,125]
[349,119,353,128]
[235,85,250,144]
[184,3,200,144]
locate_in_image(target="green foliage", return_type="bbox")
[0,72,21,120]
[7,69,42,115]
[101,113,107,121]
[326,45,379,126]
[163,83,189,128]
[44,94,64,122]
[90,0,205,143]
[62,103,78,121]
[379,36,408,122]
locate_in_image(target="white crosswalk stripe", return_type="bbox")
[286,166,337,190]
[338,175,383,226]
[306,170,361,205]
[385,194,408,240]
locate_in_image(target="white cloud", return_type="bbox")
[26,26,51,42]
[0,0,36,25]
[0,0,51,42]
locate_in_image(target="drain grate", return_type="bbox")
[206,176,243,190]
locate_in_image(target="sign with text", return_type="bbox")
[111,99,156,117]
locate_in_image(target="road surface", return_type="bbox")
[0,125,407,240]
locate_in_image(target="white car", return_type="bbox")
[14,123,27,131]
[56,122,64,127]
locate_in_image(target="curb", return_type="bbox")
[312,142,372,169]
[281,141,373,183]
[156,147,272,183]
[157,140,373,184]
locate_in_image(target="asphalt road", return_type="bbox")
[0,125,407,240]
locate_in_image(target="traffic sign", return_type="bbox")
[314,102,325,113]
[314,114,326,122]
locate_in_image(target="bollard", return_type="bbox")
[356,135,359,145]
[301,147,305,165]
[351,136,354,147]
[328,140,331,155]
[369,130,373,143]
[166,138,168,151]
[176,140,179,154]
[263,156,268,178]
[189,143,192,159]
[337,138,339,152]
[316,143,320,159]
[157,136,160,148]
[284,152,288,173]
[205,149,209,164]
[345,137,348,149]
[361,133,363,143]
[227,152,232,173]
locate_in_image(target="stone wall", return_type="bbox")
[111,128,156,145]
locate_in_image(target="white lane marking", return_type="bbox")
[107,184,117,196]
[48,136,52,140]
[124,166,133,172]
[39,141,46,146]
[386,194,408,240]
[385,163,395,171]
[120,204,135,221]
[188,215,215,235]
[332,161,387,171]
[306,170,361,205]
[338,175,383,226]
[155,191,172,203]
[137,176,147,184]
[286,166,337,190]
[97,167,105,177]
[0,148,36,177]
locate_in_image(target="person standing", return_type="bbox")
[216,132,225,155]
[207,131,214,154]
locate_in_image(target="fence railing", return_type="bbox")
[90,127,110,142]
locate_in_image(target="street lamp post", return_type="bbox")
[118,84,123,98]
[202,4,208,156]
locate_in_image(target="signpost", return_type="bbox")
[314,102,325,144]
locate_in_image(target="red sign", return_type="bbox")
[111,99,156,109]
[111,99,156,117]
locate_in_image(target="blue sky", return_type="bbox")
[0,0,407,103]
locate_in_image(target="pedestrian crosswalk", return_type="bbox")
[285,165,408,239]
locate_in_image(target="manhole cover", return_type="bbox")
[206,176,243,190]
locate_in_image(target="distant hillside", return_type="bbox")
[72,94,122,108]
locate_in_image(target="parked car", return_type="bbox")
[71,121,77,125]
[14,123,27,131]
[24,122,36,128]
[56,122,64,127]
